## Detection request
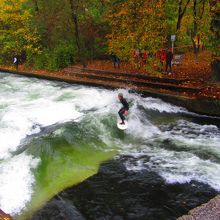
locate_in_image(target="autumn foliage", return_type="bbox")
[0,0,219,79]
[106,0,167,61]
[0,0,41,62]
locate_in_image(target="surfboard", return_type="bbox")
[117,120,128,130]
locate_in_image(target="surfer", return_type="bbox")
[118,93,129,125]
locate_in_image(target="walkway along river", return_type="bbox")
[0,71,220,219]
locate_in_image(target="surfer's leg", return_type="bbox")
[118,108,125,124]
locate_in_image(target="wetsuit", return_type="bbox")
[118,98,129,123]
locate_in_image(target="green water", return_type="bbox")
[16,118,117,219]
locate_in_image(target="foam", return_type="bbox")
[0,153,40,215]
[124,145,220,191]
[135,96,188,114]
[125,98,162,138]
[0,77,85,159]
[159,154,220,191]
[160,120,220,157]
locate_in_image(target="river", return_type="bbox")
[0,72,219,219]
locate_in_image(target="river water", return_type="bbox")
[0,72,220,219]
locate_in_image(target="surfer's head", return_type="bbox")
[118,93,123,100]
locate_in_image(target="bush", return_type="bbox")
[27,41,77,70]
[49,42,77,70]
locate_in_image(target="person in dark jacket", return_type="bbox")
[118,93,129,125]
[165,48,173,74]
[112,53,120,69]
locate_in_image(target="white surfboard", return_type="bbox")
[117,120,128,130]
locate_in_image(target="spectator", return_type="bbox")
[161,49,166,71]
[157,49,162,70]
[157,49,166,72]
[135,48,141,69]
[165,48,173,74]
[135,48,140,58]
[13,56,19,71]
[111,53,120,69]
[141,50,148,66]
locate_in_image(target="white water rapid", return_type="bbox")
[0,72,220,217]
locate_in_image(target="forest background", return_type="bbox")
[0,0,219,77]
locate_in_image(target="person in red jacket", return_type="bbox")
[157,49,166,72]
[142,50,148,64]
[161,49,167,70]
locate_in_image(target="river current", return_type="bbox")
[0,72,220,219]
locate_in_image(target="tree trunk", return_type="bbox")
[210,0,220,80]
[176,0,191,30]
[191,0,207,61]
[33,0,39,14]
[191,0,199,61]
[69,0,87,68]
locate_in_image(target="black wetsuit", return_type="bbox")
[118,98,129,123]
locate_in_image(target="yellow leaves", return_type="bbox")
[0,0,41,56]
[106,0,167,60]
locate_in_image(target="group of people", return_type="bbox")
[157,48,173,74]
[111,49,148,70]
[132,49,148,69]
[132,48,173,73]
[111,47,173,74]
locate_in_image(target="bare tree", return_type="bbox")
[69,0,87,67]
[176,0,191,30]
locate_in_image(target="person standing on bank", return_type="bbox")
[13,56,19,71]
[112,53,120,69]
[118,93,129,125]
[165,48,173,74]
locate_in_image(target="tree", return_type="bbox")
[190,0,210,60]
[210,0,220,79]
[177,0,191,30]
[106,0,167,61]
[68,0,108,67]
[69,0,82,64]
[0,0,41,64]
[167,0,211,56]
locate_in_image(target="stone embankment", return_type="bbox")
[178,195,220,220]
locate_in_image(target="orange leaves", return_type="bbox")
[114,8,128,17]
